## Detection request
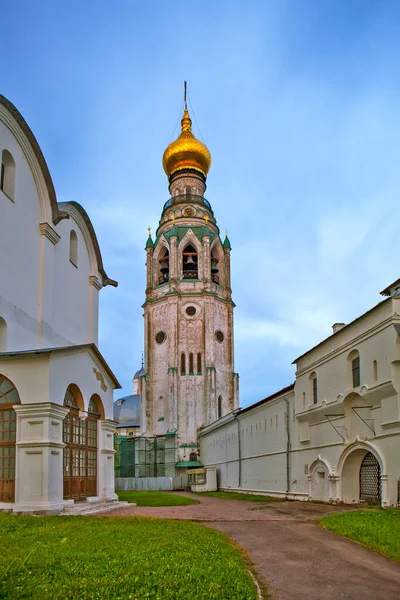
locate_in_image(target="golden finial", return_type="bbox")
[148,227,151,236]
[162,82,211,178]
[205,215,209,223]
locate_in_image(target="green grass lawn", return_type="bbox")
[198,491,281,502]
[320,509,400,561]
[116,490,199,506]
[0,513,257,599]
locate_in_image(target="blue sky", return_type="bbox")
[3,1,400,406]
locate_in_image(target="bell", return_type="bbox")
[160,260,169,274]
[185,254,195,265]
[211,259,219,274]
[184,254,196,271]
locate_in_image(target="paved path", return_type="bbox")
[105,494,400,600]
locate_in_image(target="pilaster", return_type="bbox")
[170,235,178,281]
[98,419,118,501]
[13,403,69,513]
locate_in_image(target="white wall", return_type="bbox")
[0,103,102,352]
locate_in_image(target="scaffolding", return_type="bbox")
[114,434,177,478]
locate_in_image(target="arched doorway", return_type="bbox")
[63,387,101,500]
[0,374,20,502]
[360,452,381,504]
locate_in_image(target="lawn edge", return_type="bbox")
[319,516,400,564]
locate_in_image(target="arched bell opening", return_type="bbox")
[182,244,198,280]
[0,373,20,502]
[63,385,99,501]
[158,247,169,285]
[211,250,219,284]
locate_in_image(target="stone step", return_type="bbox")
[60,500,131,516]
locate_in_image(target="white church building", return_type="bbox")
[0,94,120,513]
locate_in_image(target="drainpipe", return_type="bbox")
[233,409,241,489]
[285,398,291,496]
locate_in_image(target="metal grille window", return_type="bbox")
[352,356,360,387]
[360,452,381,504]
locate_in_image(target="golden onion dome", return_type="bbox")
[163,107,211,179]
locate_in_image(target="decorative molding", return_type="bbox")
[93,367,108,392]
[89,275,102,290]
[39,222,61,245]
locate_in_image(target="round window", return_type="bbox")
[186,306,196,316]
[156,331,166,344]
[215,330,224,343]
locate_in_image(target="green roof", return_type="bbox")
[175,461,203,468]
[145,235,154,249]
[155,225,218,247]
[223,236,231,249]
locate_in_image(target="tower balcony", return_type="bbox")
[162,193,213,213]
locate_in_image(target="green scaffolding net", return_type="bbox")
[114,434,177,478]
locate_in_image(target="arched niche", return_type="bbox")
[309,459,330,502]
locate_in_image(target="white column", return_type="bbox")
[14,403,68,513]
[98,419,118,501]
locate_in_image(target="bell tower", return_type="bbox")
[141,86,239,465]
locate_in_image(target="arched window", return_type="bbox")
[69,230,78,267]
[88,397,100,415]
[182,244,198,279]
[1,150,16,201]
[158,247,169,285]
[189,353,194,374]
[0,318,7,352]
[197,353,202,375]
[348,350,360,388]
[0,374,20,502]
[211,249,220,284]
[217,395,223,419]
[181,353,186,375]
[63,386,99,500]
[309,372,317,404]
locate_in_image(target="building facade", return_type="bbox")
[140,103,239,467]
[200,282,400,507]
[0,95,119,512]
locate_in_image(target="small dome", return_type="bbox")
[134,365,145,379]
[163,108,211,179]
[113,394,141,426]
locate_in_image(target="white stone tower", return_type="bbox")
[140,92,239,465]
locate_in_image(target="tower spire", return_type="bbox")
[184,81,187,110]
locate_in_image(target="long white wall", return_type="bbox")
[200,294,400,506]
